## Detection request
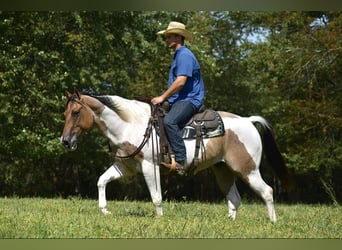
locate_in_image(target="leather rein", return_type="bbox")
[115,103,156,159]
[115,111,155,159]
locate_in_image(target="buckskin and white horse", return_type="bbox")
[61,90,294,222]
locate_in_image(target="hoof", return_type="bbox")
[101,208,111,215]
[228,210,237,220]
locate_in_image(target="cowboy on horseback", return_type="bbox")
[151,21,205,174]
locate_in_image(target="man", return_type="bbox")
[151,21,205,174]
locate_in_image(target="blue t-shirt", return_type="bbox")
[167,46,205,109]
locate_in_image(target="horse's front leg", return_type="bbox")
[97,163,129,215]
[142,160,163,216]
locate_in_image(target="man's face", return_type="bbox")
[166,33,182,50]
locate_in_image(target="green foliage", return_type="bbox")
[240,12,342,203]
[0,11,340,203]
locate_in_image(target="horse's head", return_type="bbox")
[61,90,94,150]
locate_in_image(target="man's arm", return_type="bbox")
[151,75,187,105]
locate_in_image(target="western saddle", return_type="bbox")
[136,97,225,175]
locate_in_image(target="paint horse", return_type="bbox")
[61,90,294,222]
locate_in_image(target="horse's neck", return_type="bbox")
[110,96,135,122]
[91,95,151,145]
[82,95,105,115]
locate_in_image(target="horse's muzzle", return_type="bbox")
[60,134,78,151]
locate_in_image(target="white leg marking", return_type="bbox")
[248,170,277,222]
[141,160,163,216]
[97,163,126,215]
[227,182,241,220]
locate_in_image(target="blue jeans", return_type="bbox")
[164,101,198,163]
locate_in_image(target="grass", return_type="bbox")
[0,197,341,238]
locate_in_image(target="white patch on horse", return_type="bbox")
[105,95,150,123]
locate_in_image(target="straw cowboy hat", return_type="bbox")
[157,21,193,41]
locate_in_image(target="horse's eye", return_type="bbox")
[72,110,80,117]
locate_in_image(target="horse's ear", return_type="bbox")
[66,91,72,98]
[75,89,81,99]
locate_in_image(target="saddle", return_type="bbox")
[153,100,225,173]
[134,97,225,173]
[182,108,224,140]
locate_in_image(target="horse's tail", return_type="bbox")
[248,116,295,193]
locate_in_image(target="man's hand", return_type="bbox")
[151,96,165,105]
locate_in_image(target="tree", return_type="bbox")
[240,11,342,203]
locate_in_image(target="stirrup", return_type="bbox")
[170,155,177,171]
[160,158,177,172]
[160,155,185,175]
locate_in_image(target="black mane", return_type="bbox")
[81,91,117,111]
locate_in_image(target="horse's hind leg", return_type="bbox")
[226,181,241,220]
[211,162,241,220]
[247,170,276,222]
[97,162,131,215]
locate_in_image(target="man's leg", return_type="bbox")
[164,101,197,163]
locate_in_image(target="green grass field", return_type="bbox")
[0,197,341,238]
